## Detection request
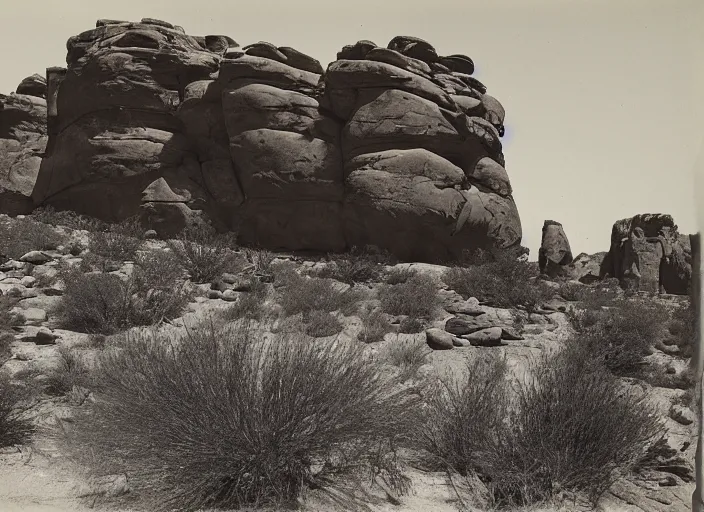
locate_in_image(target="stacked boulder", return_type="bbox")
[25,19,521,262]
[0,75,47,214]
[538,220,573,277]
[600,214,693,294]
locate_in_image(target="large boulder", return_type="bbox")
[538,220,573,276]
[601,214,693,294]
[0,92,47,214]
[27,22,521,262]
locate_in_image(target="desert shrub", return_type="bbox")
[242,247,275,276]
[65,324,420,510]
[575,298,670,375]
[0,375,34,448]
[557,281,585,301]
[485,341,662,506]
[45,346,91,396]
[167,226,239,283]
[278,274,362,317]
[357,309,392,344]
[0,333,13,366]
[443,248,553,311]
[89,217,143,262]
[398,317,425,334]
[384,267,417,285]
[31,205,105,232]
[419,355,509,476]
[0,294,20,332]
[422,343,662,507]
[303,310,344,337]
[315,246,395,285]
[384,338,432,382]
[665,300,696,358]
[378,273,438,320]
[574,286,623,311]
[0,217,61,259]
[58,262,190,334]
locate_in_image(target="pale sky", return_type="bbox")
[2,0,702,258]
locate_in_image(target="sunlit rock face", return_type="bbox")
[26,18,521,261]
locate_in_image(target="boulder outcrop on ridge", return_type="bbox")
[18,19,521,262]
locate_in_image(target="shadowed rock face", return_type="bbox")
[0,76,48,214]
[600,214,693,295]
[538,220,573,276]
[22,19,521,262]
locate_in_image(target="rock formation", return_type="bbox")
[600,214,693,294]
[538,220,573,276]
[0,76,48,214]
[25,18,521,262]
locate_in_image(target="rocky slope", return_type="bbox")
[10,18,521,262]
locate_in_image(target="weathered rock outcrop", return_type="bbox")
[538,220,573,276]
[21,19,520,261]
[0,76,48,214]
[600,214,693,294]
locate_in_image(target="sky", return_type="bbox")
[1,0,702,258]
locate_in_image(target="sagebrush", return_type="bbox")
[65,323,420,510]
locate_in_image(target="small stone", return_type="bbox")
[143,230,158,240]
[210,279,229,292]
[451,336,471,347]
[461,327,503,347]
[446,300,485,316]
[222,290,239,302]
[20,276,36,288]
[670,405,695,426]
[21,288,39,299]
[658,476,677,487]
[105,262,121,272]
[425,328,454,350]
[666,366,677,375]
[17,326,58,345]
[0,260,24,271]
[43,287,64,297]
[19,251,53,264]
[11,307,47,325]
[445,316,494,336]
[207,290,223,300]
[221,273,238,284]
[500,327,524,341]
[231,278,253,292]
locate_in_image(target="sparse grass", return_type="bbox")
[0,217,61,259]
[315,246,395,285]
[45,345,91,396]
[167,226,239,283]
[242,247,275,277]
[303,310,343,337]
[378,273,438,320]
[89,217,143,263]
[278,274,362,317]
[421,343,662,507]
[64,323,420,510]
[0,332,13,366]
[384,267,417,285]
[0,374,34,448]
[384,338,432,382]
[357,309,393,344]
[443,247,553,311]
[398,317,425,334]
[58,257,191,334]
[222,281,269,322]
[31,205,106,232]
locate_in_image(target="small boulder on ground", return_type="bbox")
[19,251,53,264]
[461,327,503,346]
[425,328,454,350]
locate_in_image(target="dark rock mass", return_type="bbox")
[538,220,573,276]
[0,18,521,262]
[600,214,694,295]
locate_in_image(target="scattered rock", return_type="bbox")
[207,290,223,300]
[425,328,454,350]
[500,327,524,341]
[11,307,47,325]
[669,405,695,426]
[461,327,503,346]
[445,316,494,336]
[445,299,485,316]
[222,290,239,302]
[16,326,58,345]
[19,251,53,264]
